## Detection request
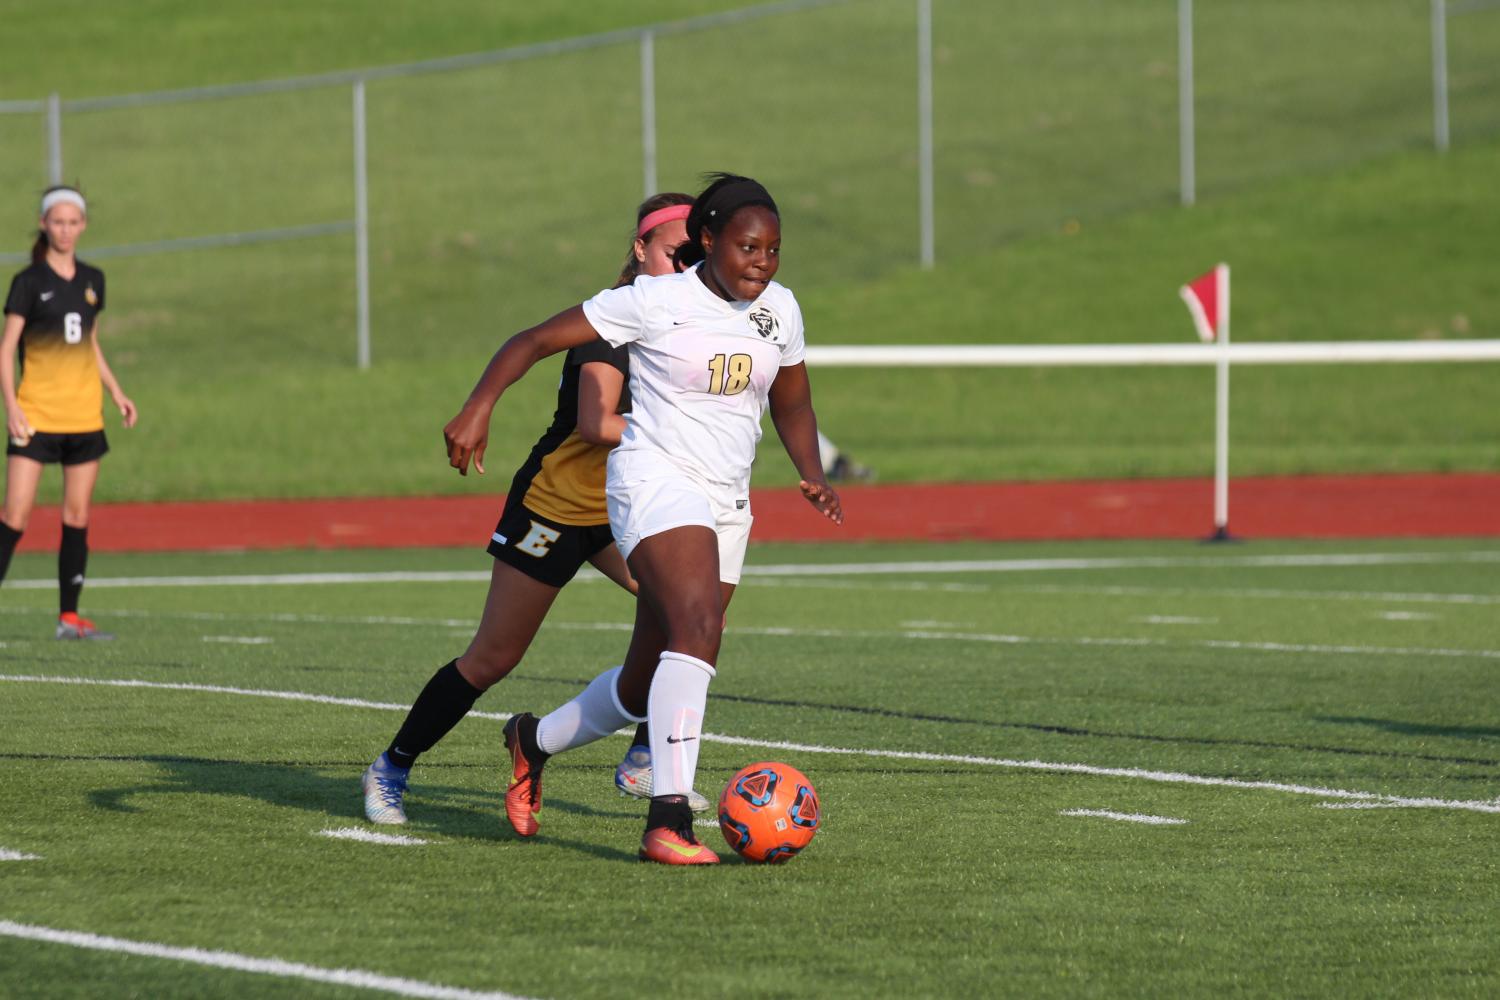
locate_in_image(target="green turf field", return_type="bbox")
[2,538,1497,997]
[2,1,1498,502]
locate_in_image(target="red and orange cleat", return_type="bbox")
[640,825,720,865]
[640,796,719,865]
[56,612,114,641]
[502,713,546,837]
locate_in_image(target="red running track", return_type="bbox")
[11,474,1500,553]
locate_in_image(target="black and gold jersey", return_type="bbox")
[507,336,630,527]
[4,260,106,433]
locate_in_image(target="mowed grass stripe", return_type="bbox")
[5,549,1500,590]
[4,674,1497,813]
[4,604,1496,661]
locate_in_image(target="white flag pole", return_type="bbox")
[1211,263,1231,540]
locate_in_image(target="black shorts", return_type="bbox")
[487,500,616,588]
[7,429,109,465]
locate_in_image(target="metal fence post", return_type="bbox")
[46,93,63,185]
[641,31,658,199]
[917,0,934,269]
[1178,0,1196,206]
[353,79,371,370]
[1432,0,1450,152]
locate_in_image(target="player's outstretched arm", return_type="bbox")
[445,305,600,476]
[768,362,842,525]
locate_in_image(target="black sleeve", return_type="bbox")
[569,336,629,376]
[4,271,33,317]
[95,269,106,313]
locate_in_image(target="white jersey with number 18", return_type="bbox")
[581,264,806,492]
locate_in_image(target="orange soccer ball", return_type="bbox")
[717,761,820,863]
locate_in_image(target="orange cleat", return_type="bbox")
[502,713,545,837]
[56,612,115,641]
[640,826,720,865]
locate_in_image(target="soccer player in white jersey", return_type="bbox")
[443,173,841,864]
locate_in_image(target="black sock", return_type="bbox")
[385,660,484,770]
[58,525,88,615]
[646,795,693,838]
[631,721,650,748]
[0,522,21,584]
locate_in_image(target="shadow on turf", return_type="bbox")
[1315,716,1500,743]
[64,754,644,851]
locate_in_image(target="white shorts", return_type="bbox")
[606,449,753,585]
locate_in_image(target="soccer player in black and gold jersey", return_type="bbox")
[1,186,137,640]
[362,193,706,825]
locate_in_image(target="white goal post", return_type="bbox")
[804,339,1500,538]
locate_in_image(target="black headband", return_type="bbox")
[701,179,778,227]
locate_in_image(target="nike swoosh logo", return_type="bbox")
[665,735,697,744]
[40,292,55,301]
[655,837,705,858]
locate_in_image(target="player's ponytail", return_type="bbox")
[672,172,778,272]
[615,191,694,287]
[30,232,47,266]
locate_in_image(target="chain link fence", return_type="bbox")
[2,0,1497,370]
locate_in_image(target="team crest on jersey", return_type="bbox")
[748,306,779,341]
[84,285,98,307]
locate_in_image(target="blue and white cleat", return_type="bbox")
[614,745,710,813]
[362,754,410,825]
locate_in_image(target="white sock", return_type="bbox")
[535,665,641,756]
[647,650,716,798]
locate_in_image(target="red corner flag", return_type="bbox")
[1179,263,1229,342]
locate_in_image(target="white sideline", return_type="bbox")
[1007,583,1500,606]
[319,827,428,846]
[3,549,1498,590]
[1,848,42,861]
[3,674,1496,815]
[1059,809,1188,826]
[0,920,534,999]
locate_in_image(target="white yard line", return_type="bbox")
[3,549,1498,591]
[3,674,1496,815]
[1134,615,1218,625]
[0,920,535,999]
[1059,809,1188,826]
[0,675,509,723]
[202,636,274,645]
[319,827,429,846]
[1,848,42,861]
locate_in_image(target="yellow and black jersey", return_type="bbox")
[506,336,630,527]
[4,260,106,434]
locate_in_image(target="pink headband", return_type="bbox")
[637,204,691,239]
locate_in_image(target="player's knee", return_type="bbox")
[458,641,523,689]
[665,604,723,660]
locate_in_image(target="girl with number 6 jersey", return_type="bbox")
[0,186,137,639]
[444,173,842,864]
